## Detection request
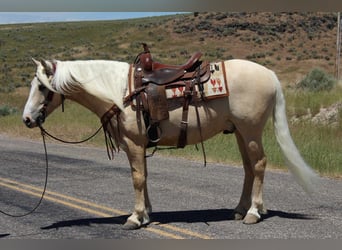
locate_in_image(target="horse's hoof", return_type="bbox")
[233,212,244,220]
[122,221,140,230]
[243,213,261,224]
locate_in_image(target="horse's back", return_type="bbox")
[224,59,278,126]
[225,59,276,88]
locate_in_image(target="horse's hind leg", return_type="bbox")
[244,138,267,224]
[234,129,267,224]
[233,130,253,220]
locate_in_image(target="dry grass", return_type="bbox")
[0,12,341,177]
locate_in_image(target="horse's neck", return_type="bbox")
[67,90,113,119]
[62,60,129,111]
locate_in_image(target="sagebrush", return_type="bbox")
[297,68,336,92]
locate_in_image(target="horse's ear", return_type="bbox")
[33,58,58,93]
[32,58,40,66]
[40,59,54,76]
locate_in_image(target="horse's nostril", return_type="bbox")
[24,117,32,127]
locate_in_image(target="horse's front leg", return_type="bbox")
[123,140,151,230]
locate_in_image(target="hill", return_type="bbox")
[0,12,339,92]
[0,12,341,177]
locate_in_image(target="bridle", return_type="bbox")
[34,70,112,143]
[1,63,119,217]
[35,72,65,127]
[37,90,65,126]
[37,89,54,126]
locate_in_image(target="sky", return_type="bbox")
[0,12,184,25]
[0,0,340,13]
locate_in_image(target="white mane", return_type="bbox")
[52,60,130,110]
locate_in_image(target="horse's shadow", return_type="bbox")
[41,208,314,230]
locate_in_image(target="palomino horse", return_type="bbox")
[23,57,318,229]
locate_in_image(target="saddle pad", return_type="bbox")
[165,61,229,100]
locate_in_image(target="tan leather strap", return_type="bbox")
[177,81,193,148]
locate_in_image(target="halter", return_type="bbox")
[36,61,65,125]
[37,89,65,126]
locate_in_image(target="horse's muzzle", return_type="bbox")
[23,110,45,128]
[23,116,34,128]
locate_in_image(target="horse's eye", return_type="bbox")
[38,84,46,91]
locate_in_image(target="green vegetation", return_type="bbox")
[156,83,342,177]
[1,84,341,178]
[0,104,18,116]
[0,12,338,91]
[296,68,336,92]
[0,13,341,177]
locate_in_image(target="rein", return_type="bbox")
[1,63,117,217]
[0,119,105,218]
[0,128,49,217]
[0,124,105,218]
[38,124,103,145]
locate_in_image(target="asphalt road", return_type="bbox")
[0,134,341,239]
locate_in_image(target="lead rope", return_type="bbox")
[0,124,104,217]
[0,127,49,217]
[38,124,103,144]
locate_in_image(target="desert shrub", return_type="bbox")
[297,68,336,92]
[0,105,18,116]
[246,52,266,60]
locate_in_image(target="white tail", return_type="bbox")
[272,72,319,193]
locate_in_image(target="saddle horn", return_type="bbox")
[142,43,150,53]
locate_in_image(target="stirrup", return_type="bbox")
[146,124,162,143]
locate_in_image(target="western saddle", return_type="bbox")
[130,43,211,149]
[101,43,212,161]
